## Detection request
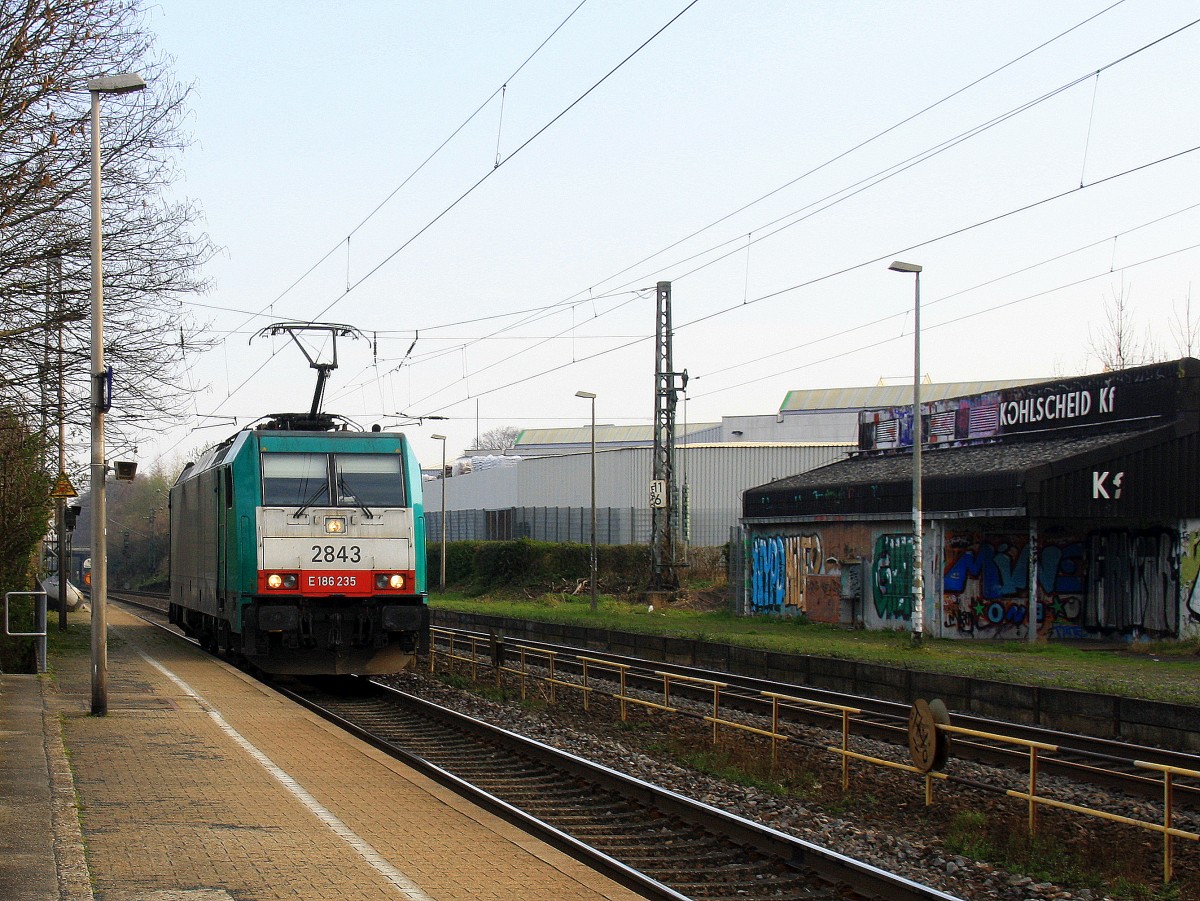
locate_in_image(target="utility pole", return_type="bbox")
[53,253,69,630]
[650,281,686,591]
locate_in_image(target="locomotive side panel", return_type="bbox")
[169,464,220,616]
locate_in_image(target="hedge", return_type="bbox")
[425,538,652,593]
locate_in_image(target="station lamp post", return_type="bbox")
[431,434,447,592]
[575,391,598,612]
[89,73,146,716]
[889,260,924,646]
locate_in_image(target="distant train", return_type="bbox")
[169,413,429,675]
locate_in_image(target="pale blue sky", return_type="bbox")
[140,1,1200,468]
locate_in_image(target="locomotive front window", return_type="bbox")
[261,453,330,507]
[334,454,406,507]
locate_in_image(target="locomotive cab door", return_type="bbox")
[217,467,232,614]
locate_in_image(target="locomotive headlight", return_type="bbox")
[389,574,405,589]
[325,516,346,534]
[266,573,299,590]
[375,573,406,590]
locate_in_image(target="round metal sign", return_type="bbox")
[908,698,951,773]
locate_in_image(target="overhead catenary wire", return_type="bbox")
[356,144,1200,420]
[692,238,1200,401]
[211,0,593,345]
[304,0,702,325]
[698,199,1200,383]
[185,3,1147,375]
[551,0,1134,307]
[172,3,697,442]
[325,20,1200,417]
[169,5,1196,452]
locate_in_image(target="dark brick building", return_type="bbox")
[741,359,1200,642]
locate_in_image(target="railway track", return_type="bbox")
[112,591,1200,807]
[110,590,1200,894]
[282,677,961,901]
[436,628,1200,808]
[111,590,961,899]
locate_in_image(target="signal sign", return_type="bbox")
[51,474,78,499]
[649,479,667,509]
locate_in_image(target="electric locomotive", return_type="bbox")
[169,322,428,674]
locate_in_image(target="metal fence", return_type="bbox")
[427,507,653,545]
[426,507,745,548]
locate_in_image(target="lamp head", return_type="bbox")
[87,73,146,94]
[430,434,446,441]
[575,391,596,399]
[888,261,922,273]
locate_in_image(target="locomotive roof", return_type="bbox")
[174,425,409,486]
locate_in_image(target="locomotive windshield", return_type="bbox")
[261,453,329,507]
[335,454,406,507]
[261,452,406,508]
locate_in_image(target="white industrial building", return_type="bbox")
[425,377,1043,548]
[424,442,850,547]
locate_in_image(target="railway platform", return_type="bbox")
[0,605,646,901]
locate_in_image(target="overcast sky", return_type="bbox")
[138,1,1200,469]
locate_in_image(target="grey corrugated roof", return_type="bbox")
[744,423,1168,519]
[515,423,718,446]
[757,426,1149,491]
[778,379,1044,413]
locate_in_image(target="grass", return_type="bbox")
[431,590,1200,706]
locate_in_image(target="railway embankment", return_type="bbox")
[431,608,1200,752]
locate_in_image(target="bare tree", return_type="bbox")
[476,425,521,452]
[0,0,216,478]
[1169,286,1200,360]
[1087,285,1161,371]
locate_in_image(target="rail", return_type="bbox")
[428,626,1198,887]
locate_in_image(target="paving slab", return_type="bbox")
[7,605,645,901]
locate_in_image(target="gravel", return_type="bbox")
[380,666,1198,901]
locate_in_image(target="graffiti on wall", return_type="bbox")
[941,533,1085,638]
[749,534,827,615]
[871,534,913,622]
[1181,522,1200,625]
[753,524,1185,639]
[1087,530,1177,635]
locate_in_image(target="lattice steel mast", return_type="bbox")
[650,281,687,590]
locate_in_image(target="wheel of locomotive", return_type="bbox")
[199,614,218,653]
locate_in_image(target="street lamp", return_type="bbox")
[575,391,597,612]
[89,72,146,716]
[431,435,447,592]
[889,260,923,646]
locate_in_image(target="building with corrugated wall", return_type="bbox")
[427,377,1049,550]
[424,443,851,548]
[740,359,1200,643]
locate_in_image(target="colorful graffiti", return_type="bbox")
[1181,522,1200,626]
[941,533,1085,638]
[871,534,913,621]
[751,524,1187,640]
[749,534,825,614]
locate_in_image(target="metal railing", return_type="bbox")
[4,591,48,673]
[426,626,1199,886]
[937,721,1200,883]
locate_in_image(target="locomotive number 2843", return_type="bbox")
[311,545,362,563]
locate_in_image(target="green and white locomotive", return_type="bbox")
[169,323,429,674]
